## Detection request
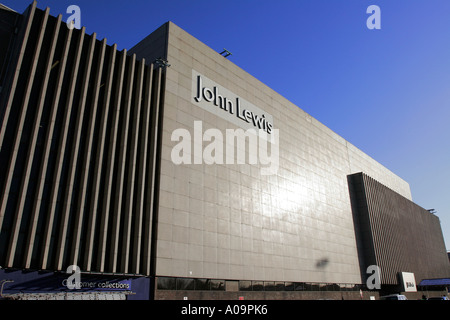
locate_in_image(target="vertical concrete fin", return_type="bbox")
[109,53,136,273]
[121,58,145,273]
[24,14,64,268]
[55,31,97,271]
[97,49,127,272]
[70,38,107,267]
[18,12,63,268]
[83,43,117,271]
[132,63,154,274]
[4,7,50,267]
[144,66,163,276]
[0,1,37,233]
[33,24,74,270]
[0,1,37,151]
[42,27,86,270]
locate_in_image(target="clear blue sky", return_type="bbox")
[4,0,450,250]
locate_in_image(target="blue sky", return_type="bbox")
[4,0,450,250]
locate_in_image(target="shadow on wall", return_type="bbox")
[316,258,329,269]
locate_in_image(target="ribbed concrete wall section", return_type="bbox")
[349,172,450,286]
[0,4,165,276]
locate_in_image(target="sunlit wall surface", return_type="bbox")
[130,22,413,285]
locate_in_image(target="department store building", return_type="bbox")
[0,2,448,300]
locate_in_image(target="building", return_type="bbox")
[0,1,449,300]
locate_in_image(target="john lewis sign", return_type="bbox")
[191,70,274,135]
[400,272,417,292]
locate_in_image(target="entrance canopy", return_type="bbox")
[419,278,450,286]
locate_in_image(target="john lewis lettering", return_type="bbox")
[191,70,274,134]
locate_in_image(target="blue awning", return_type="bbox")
[419,278,450,286]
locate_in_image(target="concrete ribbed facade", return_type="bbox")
[0,2,164,276]
[349,173,449,288]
